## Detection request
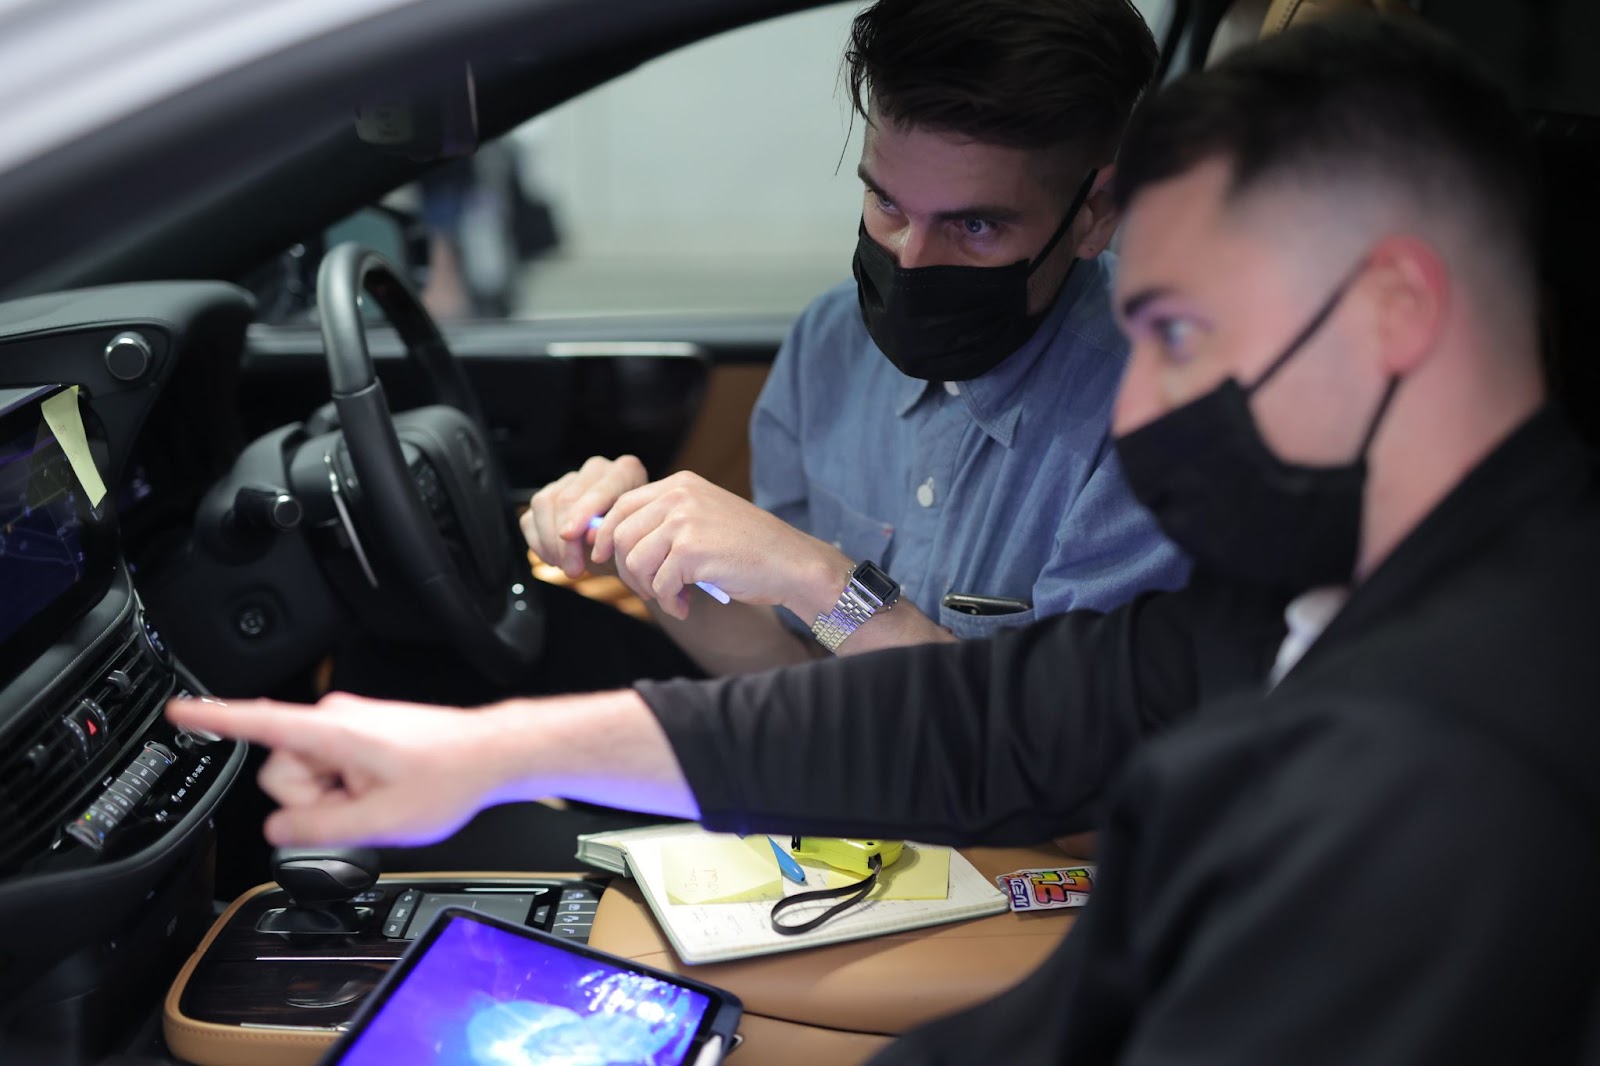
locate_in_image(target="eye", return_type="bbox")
[1151,317,1198,361]
[870,189,897,214]
[959,217,997,239]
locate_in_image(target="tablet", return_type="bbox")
[320,907,742,1066]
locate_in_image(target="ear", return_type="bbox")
[1364,235,1450,376]
[1071,165,1122,260]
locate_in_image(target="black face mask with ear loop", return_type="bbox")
[852,169,1098,382]
[1114,263,1400,593]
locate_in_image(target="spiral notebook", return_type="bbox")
[575,822,1008,965]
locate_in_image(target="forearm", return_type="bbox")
[655,600,955,680]
[638,602,1168,845]
[486,689,701,819]
[649,599,824,676]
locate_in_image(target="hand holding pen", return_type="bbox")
[588,515,729,603]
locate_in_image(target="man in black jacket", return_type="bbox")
[172,15,1600,1062]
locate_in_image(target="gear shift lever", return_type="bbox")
[258,847,382,934]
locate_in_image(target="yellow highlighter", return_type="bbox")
[788,836,903,877]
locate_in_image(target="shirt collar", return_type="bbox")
[890,257,1101,446]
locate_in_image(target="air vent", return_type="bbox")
[0,629,173,873]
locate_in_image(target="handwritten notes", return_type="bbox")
[663,834,782,904]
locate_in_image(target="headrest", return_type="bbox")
[1208,0,1414,67]
[1260,0,1416,37]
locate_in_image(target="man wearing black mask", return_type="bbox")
[174,14,1600,1062]
[519,0,1187,680]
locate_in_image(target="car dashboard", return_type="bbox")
[0,282,254,1065]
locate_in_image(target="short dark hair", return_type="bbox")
[844,0,1159,161]
[1114,15,1543,282]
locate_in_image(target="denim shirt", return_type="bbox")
[750,253,1189,639]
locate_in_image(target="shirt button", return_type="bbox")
[943,381,960,396]
[916,477,935,508]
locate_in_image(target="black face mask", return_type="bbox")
[852,169,1097,382]
[1114,266,1399,593]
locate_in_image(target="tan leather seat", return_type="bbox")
[1261,0,1417,36]
[1209,0,1413,66]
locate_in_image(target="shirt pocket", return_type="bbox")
[806,479,894,565]
[937,602,1038,640]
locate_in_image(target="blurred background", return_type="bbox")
[372,0,1176,323]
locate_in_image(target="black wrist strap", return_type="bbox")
[769,854,882,935]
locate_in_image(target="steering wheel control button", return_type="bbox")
[103,330,154,382]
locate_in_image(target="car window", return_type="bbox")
[287,0,1176,325]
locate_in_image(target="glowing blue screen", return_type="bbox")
[334,916,712,1066]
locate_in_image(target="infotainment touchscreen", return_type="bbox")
[0,385,115,685]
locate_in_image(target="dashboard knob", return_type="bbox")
[103,331,154,382]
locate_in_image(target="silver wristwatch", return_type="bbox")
[811,560,901,653]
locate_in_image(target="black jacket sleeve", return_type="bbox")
[636,575,1271,846]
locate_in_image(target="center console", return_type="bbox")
[166,843,1082,1066]
[165,865,608,1066]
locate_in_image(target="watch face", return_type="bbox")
[852,561,900,607]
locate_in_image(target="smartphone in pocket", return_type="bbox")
[941,592,1032,617]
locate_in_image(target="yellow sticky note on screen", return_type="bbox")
[40,386,106,508]
[819,843,950,900]
[663,834,783,904]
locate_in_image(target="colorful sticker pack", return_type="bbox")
[995,865,1096,912]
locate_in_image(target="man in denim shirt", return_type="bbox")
[523,0,1187,674]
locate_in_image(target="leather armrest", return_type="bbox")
[588,844,1080,1037]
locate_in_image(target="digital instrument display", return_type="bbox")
[0,386,114,686]
[326,909,730,1066]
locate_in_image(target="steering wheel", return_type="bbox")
[314,242,542,685]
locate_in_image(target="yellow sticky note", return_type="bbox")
[819,843,950,900]
[40,386,106,508]
[663,834,783,904]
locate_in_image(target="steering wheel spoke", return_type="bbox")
[305,242,542,685]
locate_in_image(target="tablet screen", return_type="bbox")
[330,913,714,1066]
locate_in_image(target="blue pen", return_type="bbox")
[766,836,808,885]
[587,515,731,604]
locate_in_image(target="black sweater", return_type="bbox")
[638,409,1600,1064]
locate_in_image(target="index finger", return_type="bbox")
[591,481,662,565]
[166,697,336,755]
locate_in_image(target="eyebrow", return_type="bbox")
[856,164,1027,225]
[1120,287,1176,321]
